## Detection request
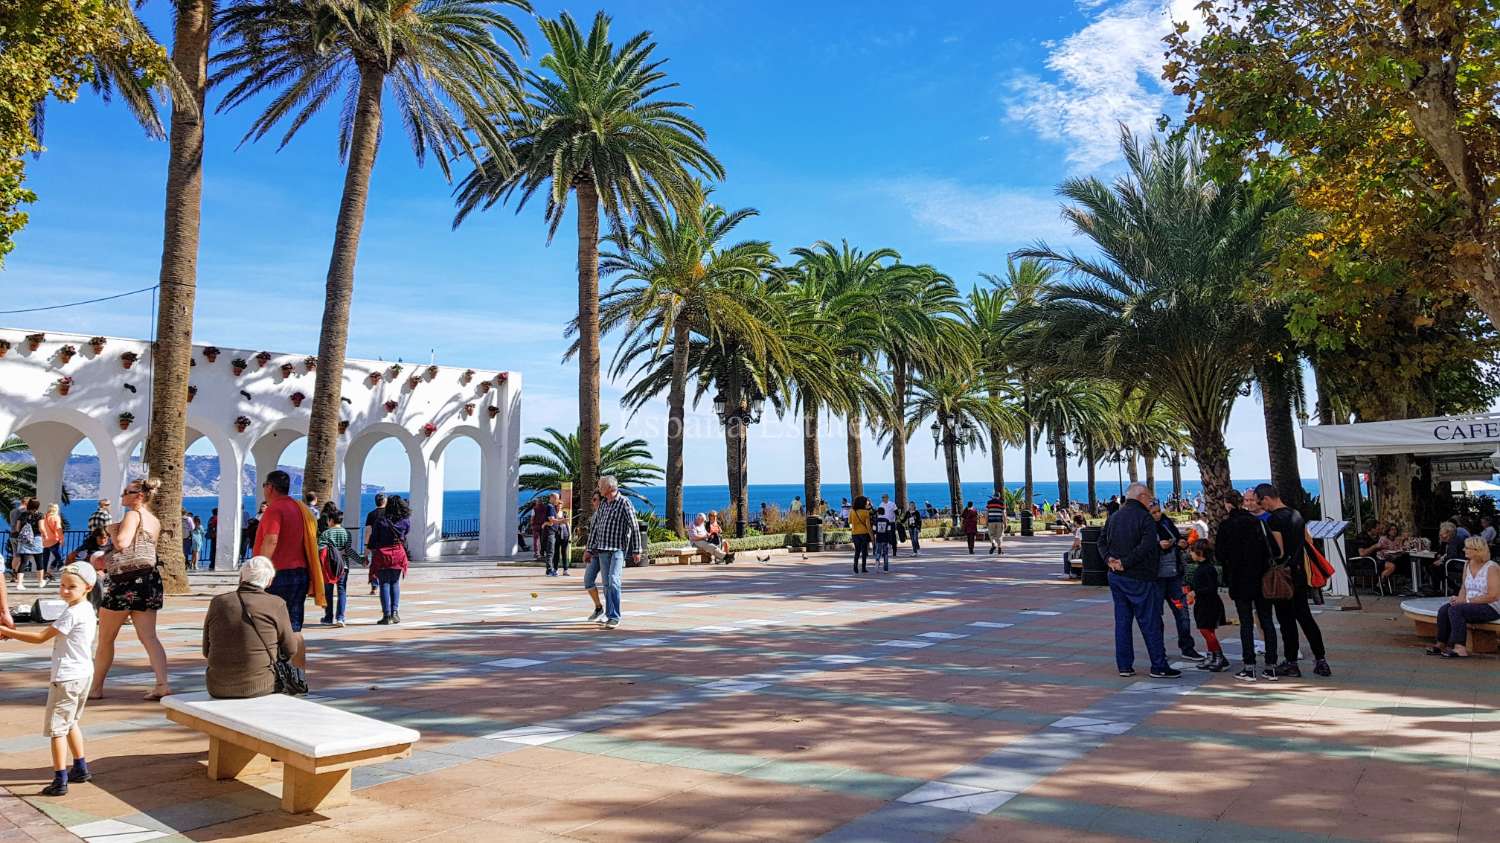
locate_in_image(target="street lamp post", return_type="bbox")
[714,389,764,539]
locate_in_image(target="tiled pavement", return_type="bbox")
[2,536,1499,842]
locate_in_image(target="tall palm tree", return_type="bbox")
[907,372,1017,524]
[1014,131,1289,526]
[965,286,1018,497]
[875,264,969,510]
[594,188,775,536]
[454,11,721,535]
[1030,379,1111,510]
[215,0,529,503]
[788,241,898,500]
[519,425,662,514]
[983,258,1056,509]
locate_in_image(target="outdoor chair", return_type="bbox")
[1346,553,1386,596]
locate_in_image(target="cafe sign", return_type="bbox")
[1432,457,1497,483]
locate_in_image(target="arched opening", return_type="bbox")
[431,430,499,557]
[343,424,425,558]
[7,409,124,575]
[183,423,244,571]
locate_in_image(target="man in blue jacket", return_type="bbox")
[1101,483,1180,678]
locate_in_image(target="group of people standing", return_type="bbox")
[528,493,573,576]
[1101,482,1333,682]
[848,494,923,573]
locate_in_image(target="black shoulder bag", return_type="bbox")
[237,592,308,696]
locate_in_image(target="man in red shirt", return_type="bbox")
[254,470,314,631]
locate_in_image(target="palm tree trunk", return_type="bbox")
[1052,429,1069,509]
[987,388,1005,495]
[1126,450,1139,483]
[891,358,908,510]
[573,175,603,537]
[942,422,961,524]
[303,64,385,502]
[802,396,820,517]
[1022,384,1034,507]
[664,319,689,537]
[1084,436,1098,514]
[846,409,863,499]
[1190,427,1234,533]
[146,0,209,595]
[1256,362,1307,509]
[1143,451,1156,493]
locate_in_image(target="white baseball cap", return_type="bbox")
[59,562,98,589]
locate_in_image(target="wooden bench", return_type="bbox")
[1401,597,1500,654]
[163,692,420,813]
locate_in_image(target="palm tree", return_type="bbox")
[454,11,722,536]
[0,438,39,514]
[965,286,1023,498]
[1014,131,1289,526]
[875,264,969,510]
[983,258,1056,509]
[215,0,529,503]
[594,187,776,536]
[788,241,898,500]
[519,426,662,515]
[147,0,212,595]
[907,372,1017,524]
[1030,379,1111,510]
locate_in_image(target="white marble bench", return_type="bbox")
[162,692,420,813]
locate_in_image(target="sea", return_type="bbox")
[58,478,1316,529]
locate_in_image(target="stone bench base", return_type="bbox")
[1404,610,1500,654]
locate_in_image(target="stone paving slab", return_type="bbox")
[2,535,1496,841]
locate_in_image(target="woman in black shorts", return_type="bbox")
[91,478,172,701]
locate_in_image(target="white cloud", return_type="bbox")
[882,179,1077,246]
[1006,0,1200,170]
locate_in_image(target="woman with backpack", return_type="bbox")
[12,499,43,589]
[317,505,351,627]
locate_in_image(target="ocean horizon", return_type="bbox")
[58,478,1315,531]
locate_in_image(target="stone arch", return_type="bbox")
[8,406,126,521]
[184,417,246,570]
[428,425,502,557]
[343,422,427,559]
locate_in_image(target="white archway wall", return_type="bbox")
[0,327,522,560]
[184,425,246,571]
[429,429,500,558]
[344,426,427,559]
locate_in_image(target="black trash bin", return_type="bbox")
[805,514,823,552]
[1020,510,1034,537]
[1080,525,1106,586]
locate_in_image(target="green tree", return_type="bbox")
[1013,132,1289,526]
[454,11,722,535]
[981,258,1056,508]
[595,186,776,537]
[906,371,1016,524]
[964,286,1019,498]
[216,0,529,504]
[1029,379,1111,510]
[0,437,39,514]
[519,426,662,515]
[0,0,171,262]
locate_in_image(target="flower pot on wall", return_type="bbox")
[203,347,220,363]
[280,363,295,378]
[487,406,499,419]
[121,352,139,369]
[117,413,134,431]
[304,356,317,372]
[232,359,248,376]
[255,352,272,369]
[187,386,197,403]
[290,392,306,407]
[406,375,420,389]
[56,379,72,396]
[338,420,349,435]
[89,337,106,354]
[383,400,398,414]
[234,416,251,433]
[58,345,76,363]
[25,334,44,351]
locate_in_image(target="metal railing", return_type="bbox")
[0,530,94,559]
[441,518,479,540]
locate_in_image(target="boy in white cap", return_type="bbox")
[0,561,99,795]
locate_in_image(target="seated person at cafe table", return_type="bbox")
[1430,522,1470,594]
[1427,537,1500,658]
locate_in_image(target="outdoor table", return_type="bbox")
[1406,550,1436,595]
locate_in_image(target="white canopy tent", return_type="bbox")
[1302,412,1500,596]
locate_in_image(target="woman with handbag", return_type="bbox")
[91,478,172,701]
[203,556,304,698]
[1216,491,1281,683]
[370,496,411,625]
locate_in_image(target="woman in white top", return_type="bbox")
[1428,536,1500,659]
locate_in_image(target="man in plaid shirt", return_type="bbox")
[86,499,112,533]
[582,475,641,629]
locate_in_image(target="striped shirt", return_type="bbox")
[985,498,1005,523]
[319,526,351,550]
[587,494,642,555]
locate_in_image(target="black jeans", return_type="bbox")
[1234,597,1277,666]
[852,535,870,571]
[965,532,976,553]
[1274,589,1326,661]
[1161,575,1195,654]
[551,537,570,573]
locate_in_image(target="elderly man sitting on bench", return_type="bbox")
[689,513,734,565]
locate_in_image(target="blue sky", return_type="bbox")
[4,0,1309,490]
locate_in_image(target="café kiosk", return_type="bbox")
[1302,412,1500,597]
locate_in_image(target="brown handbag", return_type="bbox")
[1258,521,1294,600]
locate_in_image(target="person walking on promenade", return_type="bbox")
[1101,483,1179,679]
[317,506,352,627]
[872,505,895,572]
[1256,484,1331,678]
[41,503,64,581]
[253,470,325,633]
[582,476,642,629]
[550,499,573,575]
[849,496,872,573]
[92,478,171,701]
[1428,536,1500,658]
[985,492,1006,553]
[961,502,979,554]
[1186,540,1230,671]
[13,499,43,588]
[531,496,553,562]
[207,508,218,566]
[1151,500,1203,661]
[904,502,923,556]
[370,497,411,624]
[1218,491,1280,682]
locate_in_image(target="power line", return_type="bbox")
[0,285,159,315]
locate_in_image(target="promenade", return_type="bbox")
[1,535,1495,842]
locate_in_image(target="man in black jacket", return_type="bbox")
[1218,492,1280,682]
[1101,483,1180,678]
